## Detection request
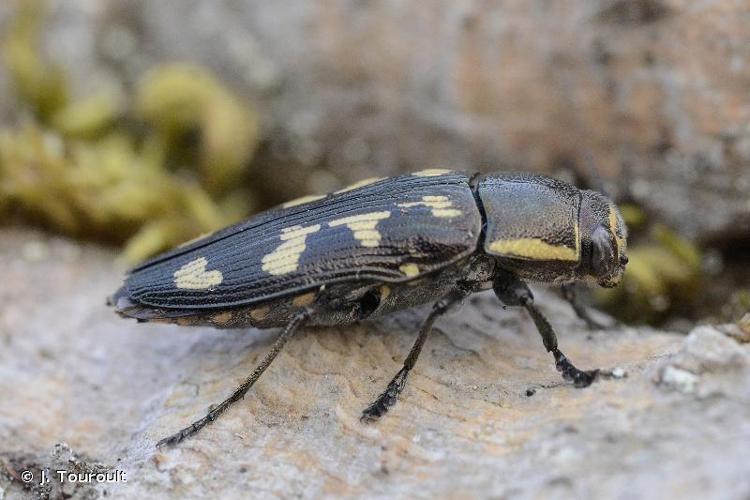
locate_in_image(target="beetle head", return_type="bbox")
[578,190,628,287]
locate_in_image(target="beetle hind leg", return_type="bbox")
[360,289,468,423]
[156,311,310,448]
[494,273,598,388]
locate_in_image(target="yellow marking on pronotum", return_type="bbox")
[380,285,391,300]
[334,177,384,194]
[608,207,618,235]
[397,195,462,218]
[292,291,316,308]
[609,207,626,251]
[412,169,452,177]
[328,211,391,247]
[173,257,224,290]
[262,224,321,275]
[399,263,420,277]
[488,238,578,261]
[282,194,326,209]
[250,306,270,321]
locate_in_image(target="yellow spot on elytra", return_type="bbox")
[250,306,270,321]
[282,194,326,208]
[211,311,234,325]
[397,195,462,218]
[328,211,391,247]
[413,169,452,177]
[380,285,391,300]
[292,291,316,308]
[399,263,419,277]
[334,177,384,194]
[488,238,578,261]
[262,224,321,275]
[173,257,224,290]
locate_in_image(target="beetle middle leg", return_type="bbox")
[156,311,310,448]
[494,273,598,387]
[360,288,469,423]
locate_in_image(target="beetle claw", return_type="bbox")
[360,405,386,424]
[553,350,598,388]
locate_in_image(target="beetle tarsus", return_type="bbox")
[552,349,598,387]
[156,312,309,448]
[360,290,468,423]
[360,368,408,423]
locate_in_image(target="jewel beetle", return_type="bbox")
[109,169,628,447]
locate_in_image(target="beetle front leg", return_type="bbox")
[494,274,598,387]
[360,288,469,423]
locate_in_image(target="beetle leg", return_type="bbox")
[560,283,611,330]
[360,288,469,423]
[156,311,310,448]
[494,274,598,388]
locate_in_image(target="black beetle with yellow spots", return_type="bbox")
[109,169,628,447]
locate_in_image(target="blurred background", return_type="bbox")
[1,0,749,329]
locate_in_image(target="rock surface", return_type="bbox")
[1,228,749,499]
[3,1,750,240]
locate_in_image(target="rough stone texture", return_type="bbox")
[3,1,750,240]
[1,228,749,499]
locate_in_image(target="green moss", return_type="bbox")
[51,92,124,139]
[0,4,260,263]
[723,290,750,325]
[3,0,68,119]
[618,203,647,231]
[595,217,702,324]
[0,125,253,260]
[135,65,259,195]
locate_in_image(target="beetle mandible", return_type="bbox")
[110,169,628,447]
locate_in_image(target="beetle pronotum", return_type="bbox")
[110,170,628,447]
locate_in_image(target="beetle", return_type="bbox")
[109,169,628,447]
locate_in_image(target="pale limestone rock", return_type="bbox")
[1,229,749,498]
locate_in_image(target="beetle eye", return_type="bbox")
[590,225,615,276]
